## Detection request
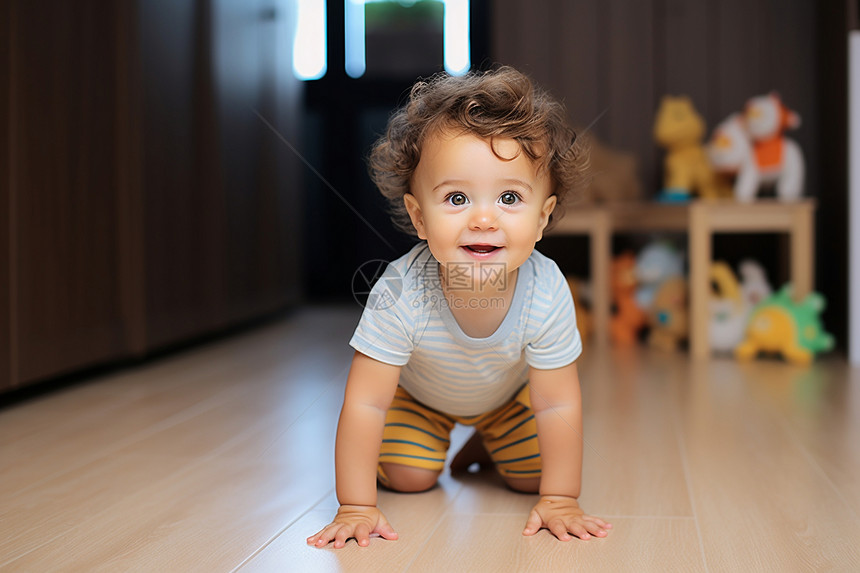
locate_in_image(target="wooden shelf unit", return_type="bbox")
[549,199,816,359]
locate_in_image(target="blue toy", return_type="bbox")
[635,241,684,311]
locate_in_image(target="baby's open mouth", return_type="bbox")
[464,245,500,254]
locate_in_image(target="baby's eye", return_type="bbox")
[446,192,468,206]
[499,191,520,205]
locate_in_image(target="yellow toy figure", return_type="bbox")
[647,276,688,351]
[653,95,726,202]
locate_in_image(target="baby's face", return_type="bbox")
[404,131,556,288]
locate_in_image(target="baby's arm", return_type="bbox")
[307,351,402,548]
[523,362,612,541]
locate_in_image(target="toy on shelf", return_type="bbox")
[734,285,834,365]
[708,259,774,354]
[647,276,688,351]
[706,114,754,198]
[707,93,805,202]
[635,241,685,311]
[566,276,593,343]
[578,131,643,204]
[610,252,647,345]
[653,95,727,201]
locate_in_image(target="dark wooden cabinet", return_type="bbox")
[1,0,11,392]
[5,2,129,385]
[1,0,303,392]
[135,0,227,350]
[212,0,301,326]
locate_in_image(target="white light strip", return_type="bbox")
[345,0,366,78]
[344,0,470,79]
[443,0,470,76]
[293,0,327,80]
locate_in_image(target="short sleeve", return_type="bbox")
[349,264,415,366]
[524,264,582,369]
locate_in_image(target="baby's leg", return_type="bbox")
[477,385,543,492]
[503,475,540,493]
[379,463,440,493]
[377,387,455,493]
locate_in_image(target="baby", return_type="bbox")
[307,66,611,549]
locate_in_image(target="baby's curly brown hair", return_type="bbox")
[369,65,587,236]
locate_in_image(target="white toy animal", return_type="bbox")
[708,259,774,354]
[706,93,805,202]
[709,261,746,353]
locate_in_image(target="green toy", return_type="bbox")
[734,285,834,365]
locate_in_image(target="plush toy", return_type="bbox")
[634,241,685,311]
[566,276,593,343]
[610,252,647,345]
[708,261,746,353]
[707,93,805,202]
[653,95,726,201]
[647,276,688,351]
[578,131,643,204]
[735,285,834,365]
[708,259,774,354]
[706,113,755,196]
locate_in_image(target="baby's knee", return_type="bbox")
[503,475,541,494]
[379,462,440,493]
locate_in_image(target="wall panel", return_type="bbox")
[557,1,603,134]
[660,0,713,119]
[714,0,769,116]
[607,0,657,190]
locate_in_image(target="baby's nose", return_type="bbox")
[469,203,499,230]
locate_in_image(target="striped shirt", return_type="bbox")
[350,242,582,416]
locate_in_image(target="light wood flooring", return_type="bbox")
[1,305,859,572]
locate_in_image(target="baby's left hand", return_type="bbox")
[523,495,612,541]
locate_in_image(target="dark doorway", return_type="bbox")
[301,0,491,301]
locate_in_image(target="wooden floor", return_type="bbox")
[1,305,859,572]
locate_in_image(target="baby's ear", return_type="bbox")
[536,194,558,240]
[403,194,427,239]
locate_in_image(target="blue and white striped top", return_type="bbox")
[350,242,582,416]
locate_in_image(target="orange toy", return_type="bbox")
[610,252,647,345]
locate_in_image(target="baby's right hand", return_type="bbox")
[306,504,399,549]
